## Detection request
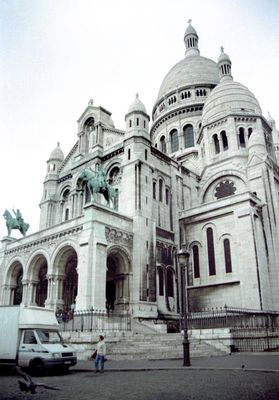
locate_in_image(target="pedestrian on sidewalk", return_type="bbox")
[95,335,106,373]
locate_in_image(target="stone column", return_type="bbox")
[21,279,29,306]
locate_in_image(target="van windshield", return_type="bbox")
[36,329,63,344]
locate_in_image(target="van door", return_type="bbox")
[18,330,45,367]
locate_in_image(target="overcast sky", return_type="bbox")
[0,0,278,239]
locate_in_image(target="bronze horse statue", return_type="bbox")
[79,168,116,206]
[3,209,30,237]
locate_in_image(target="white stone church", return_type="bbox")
[1,22,279,324]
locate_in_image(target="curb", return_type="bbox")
[72,367,279,373]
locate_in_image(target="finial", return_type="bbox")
[88,99,94,106]
[136,93,139,99]
[57,142,60,147]
[188,19,192,24]
[220,46,224,53]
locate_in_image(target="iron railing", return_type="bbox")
[187,306,279,330]
[58,309,131,332]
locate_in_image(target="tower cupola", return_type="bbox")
[46,142,64,175]
[125,93,150,135]
[218,47,232,81]
[184,19,200,57]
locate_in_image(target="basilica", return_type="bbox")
[1,21,279,324]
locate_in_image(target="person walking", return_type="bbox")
[95,335,106,373]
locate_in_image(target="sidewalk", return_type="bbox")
[72,353,279,373]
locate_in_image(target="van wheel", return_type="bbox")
[30,359,47,376]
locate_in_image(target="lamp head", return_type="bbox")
[177,249,190,265]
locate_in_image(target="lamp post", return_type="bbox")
[177,248,190,366]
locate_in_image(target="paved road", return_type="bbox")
[74,353,279,372]
[0,369,279,400]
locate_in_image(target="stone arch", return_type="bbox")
[201,171,248,203]
[26,251,49,307]
[2,258,24,305]
[52,244,78,311]
[106,245,131,312]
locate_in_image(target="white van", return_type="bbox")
[0,305,77,375]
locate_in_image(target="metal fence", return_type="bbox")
[230,327,279,352]
[58,310,131,332]
[187,306,279,330]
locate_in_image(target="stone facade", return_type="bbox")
[1,22,279,325]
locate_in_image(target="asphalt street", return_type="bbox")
[0,367,279,400]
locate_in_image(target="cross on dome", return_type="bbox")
[220,46,224,53]
[188,19,192,24]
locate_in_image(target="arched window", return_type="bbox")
[192,245,200,278]
[160,136,166,153]
[158,268,164,296]
[224,239,232,273]
[170,129,179,153]
[65,208,69,221]
[165,188,169,205]
[248,127,253,138]
[207,228,216,275]
[159,179,163,202]
[238,127,246,148]
[166,269,174,297]
[183,124,194,148]
[221,130,228,151]
[213,134,220,154]
[153,181,156,199]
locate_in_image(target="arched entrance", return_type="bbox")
[35,262,48,307]
[106,248,130,312]
[27,254,48,307]
[7,262,23,305]
[53,246,78,312]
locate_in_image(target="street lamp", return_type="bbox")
[177,248,190,366]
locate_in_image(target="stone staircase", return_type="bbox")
[63,331,228,361]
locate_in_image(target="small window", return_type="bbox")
[248,127,253,138]
[65,208,69,221]
[129,120,132,128]
[224,239,232,273]
[207,228,216,276]
[166,269,174,297]
[213,134,220,154]
[166,188,169,205]
[153,181,156,199]
[239,127,246,148]
[221,130,228,151]
[158,268,164,296]
[145,149,148,160]
[144,120,146,128]
[136,118,139,126]
[183,124,194,148]
[128,149,131,160]
[160,136,166,153]
[23,331,37,344]
[170,129,179,153]
[193,245,200,278]
[159,179,163,202]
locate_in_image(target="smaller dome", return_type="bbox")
[218,47,231,64]
[184,20,198,37]
[49,142,64,161]
[128,93,147,114]
[202,80,262,125]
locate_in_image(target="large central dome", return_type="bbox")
[158,55,219,99]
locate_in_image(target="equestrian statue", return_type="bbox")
[79,167,116,206]
[3,209,30,237]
